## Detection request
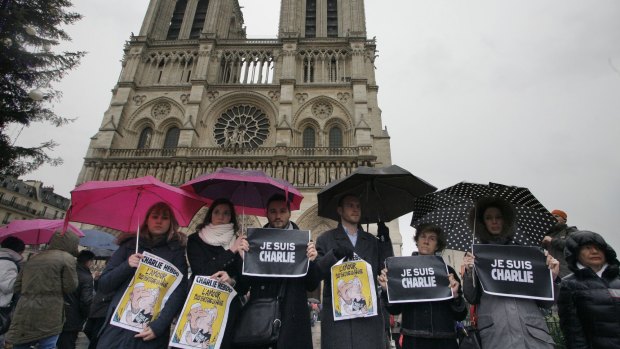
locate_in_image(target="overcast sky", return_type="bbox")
[13,0,620,254]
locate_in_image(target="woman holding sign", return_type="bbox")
[378,224,467,349]
[462,198,559,349]
[186,198,248,349]
[96,202,189,349]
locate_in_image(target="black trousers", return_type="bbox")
[57,330,79,349]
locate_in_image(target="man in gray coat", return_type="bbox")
[315,194,394,349]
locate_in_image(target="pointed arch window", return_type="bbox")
[166,0,188,40]
[327,0,338,37]
[303,127,316,148]
[163,127,180,149]
[329,126,343,148]
[137,127,153,149]
[305,0,316,38]
[190,0,210,39]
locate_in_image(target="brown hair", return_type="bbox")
[414,223,447,253]
[139,202,187,246]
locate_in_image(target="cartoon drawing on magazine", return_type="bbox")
[337,277,368,316]
[124,282,160,327]
[181,303,218,347]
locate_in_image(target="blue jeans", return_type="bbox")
[13,334,60,349]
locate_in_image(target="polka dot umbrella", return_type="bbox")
[411,182,556,252]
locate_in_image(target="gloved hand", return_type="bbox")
[377,221,390,241]
[333,244,354,260]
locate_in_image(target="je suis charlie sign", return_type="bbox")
[242,228,310,277]
[473,244,554,301]
[385,255,452,303]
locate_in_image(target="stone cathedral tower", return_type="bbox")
[78,0,401,252]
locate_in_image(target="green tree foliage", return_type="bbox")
[0,0,85,176]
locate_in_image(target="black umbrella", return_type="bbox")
[411,182,556,252]
[317,165,436,223]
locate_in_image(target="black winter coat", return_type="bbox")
[186,233,244,349]
[315,224,394,349]
[383,265,467,340]
[545,224,578,278]
[558,230,620,349]
[96,236,188,349]
[63,263,94,331]
[235,262,321,349]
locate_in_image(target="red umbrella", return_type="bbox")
[0,219,84,245]
[68,176,208,233]
[180,167,303,217]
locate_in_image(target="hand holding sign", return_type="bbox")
[134,326,157,341]
[334,244,354,260]
[448,273,459,298]
[129,253,144,268]
[544,250,560,280]
[307,241,318,261]
[230,236,249,254]
[463,252,475,272]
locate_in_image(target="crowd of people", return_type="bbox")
[0,194,618,349]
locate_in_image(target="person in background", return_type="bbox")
[378,223,467,349]
[558,230,620,349]
[0,236,25,347]
[96,202,188,349]
[6,231,79,349]
[83,263,114,349]
[234,194,320,349]
[186,198,248,349]
[542,209,578,278]
[315,194,394,349]
[58,250,96,349]
[462,197,559,349]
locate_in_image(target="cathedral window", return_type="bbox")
[303,56,315,83]
[137,127,153,149]
[305,0,316,38]
[303,127,316,148]
[214,105,270,149]
[190,0,210,39]
[163,127,180,149]
[327,0,338,37]
[329,126,343,148]
[166,0,188,40]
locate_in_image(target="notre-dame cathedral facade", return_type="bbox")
[78,0,401,251]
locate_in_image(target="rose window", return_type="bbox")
[151,102,171,119]
[312,102,333,119]
[214,105,270,148]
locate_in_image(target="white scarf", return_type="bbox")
[198,223,236,249]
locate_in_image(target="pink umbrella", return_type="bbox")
[68,176,209,233]
[0,219,84,245]
[180,167,303,217]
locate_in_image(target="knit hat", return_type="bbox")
[551,209,567,220]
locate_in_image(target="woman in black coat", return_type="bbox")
[96,202,188,349]
[378,223,467,349]
[558,230,620,349]
[186,198,248,349]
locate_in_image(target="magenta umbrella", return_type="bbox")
[68,176,209,234]
[180,167,303,217]
[0,219,84,245]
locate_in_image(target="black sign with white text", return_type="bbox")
[385,256,452,303]
[473,244,554,301]
[242,228,310,277]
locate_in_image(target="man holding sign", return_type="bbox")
[236,194,320,349]
[315,194,394,349]
[462,197,559,349]
[377,224,466,349]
